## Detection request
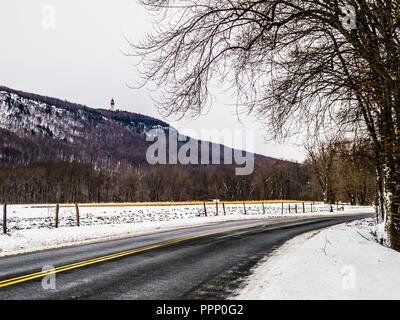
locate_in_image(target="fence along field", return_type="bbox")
[1,200,346,235]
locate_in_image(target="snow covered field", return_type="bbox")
[232,217,400,300]
[0,202,372,257]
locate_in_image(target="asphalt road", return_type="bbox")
[0,213,371,300]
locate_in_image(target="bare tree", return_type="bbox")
[335,138,377,206]
[306,138,339,204]
[131,0,400,250]
[306,137,377,206]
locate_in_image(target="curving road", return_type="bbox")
[0,213,371,300]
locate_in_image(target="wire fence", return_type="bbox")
[1,200,348,234]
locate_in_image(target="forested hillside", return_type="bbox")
[0,86,169,166]
[0,86,302,203]
[0,87,375,205]
[0,87,376,204]
[0,86,270,167]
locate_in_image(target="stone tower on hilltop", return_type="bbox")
[110,98,115,111]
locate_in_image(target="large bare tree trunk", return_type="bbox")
[386,167,400,250]
[388,196,400,250]
[375,159,386,223]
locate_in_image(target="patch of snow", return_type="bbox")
[231,217,400,300]
[0,91,84,141]
[369,221,389,247]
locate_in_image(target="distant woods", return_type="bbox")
[0,138,376,205]
[0,161,313,204]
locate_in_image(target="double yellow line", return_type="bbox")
[0,217,305,288]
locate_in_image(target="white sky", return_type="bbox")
[0,0,306,162]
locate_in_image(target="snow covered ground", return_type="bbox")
[0,202,372,257]
[231,217,400,300]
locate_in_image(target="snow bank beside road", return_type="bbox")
[232,218,400,300]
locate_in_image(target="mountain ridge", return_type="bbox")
[0,86,275,167]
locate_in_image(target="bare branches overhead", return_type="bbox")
[133,0,400,250]
[130,1,398,139]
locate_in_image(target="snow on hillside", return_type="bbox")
[0,90,166,144]
[0,202,372,257]
[0,89,175,165]
[231,217,400,300]
[0,91,83,142]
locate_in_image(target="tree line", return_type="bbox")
[0,161,311,204]
[0,139,375,205]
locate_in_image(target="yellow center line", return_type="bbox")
[0,217,307,288]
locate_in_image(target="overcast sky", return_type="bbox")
[0,0,306,162]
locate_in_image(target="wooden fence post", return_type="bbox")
[311,202,313,212]
[222,202,226,216]
[3,203,7,235]
[55,204,59,228]
[302,202,305,213]
[262,202,265,215]
[215,201,219,216]
[203,202,207,217]
[243,202,247,215]
[75,203,80,226]
[281,202,284,215]
[295,204,298,214]
[288,204,291,213]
